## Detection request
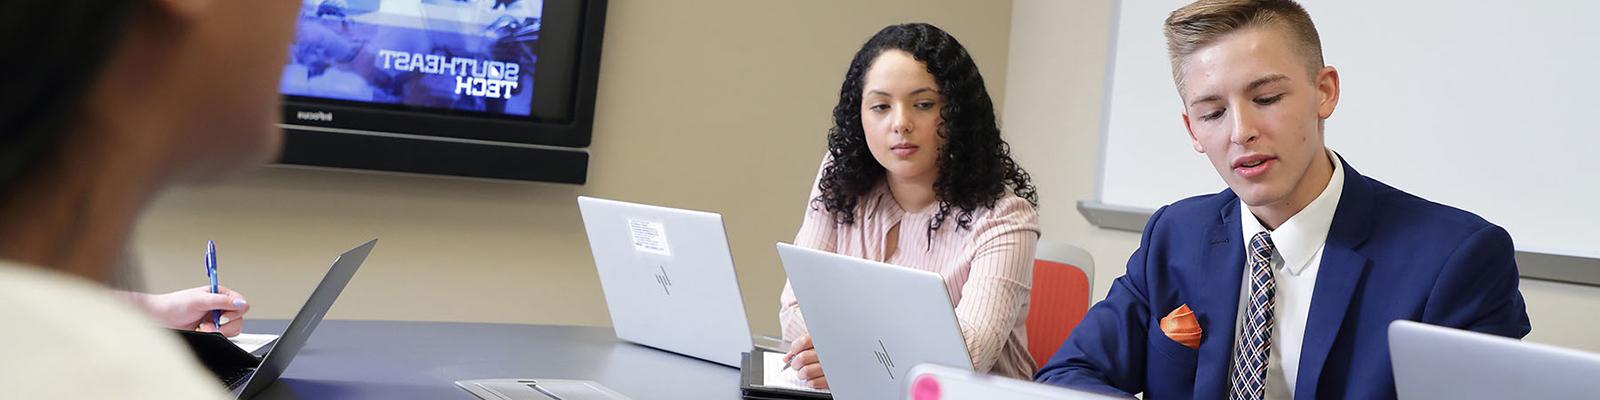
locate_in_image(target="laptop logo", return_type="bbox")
[874,340,896,380]
[298,311,325,337]
[654,265,672,295]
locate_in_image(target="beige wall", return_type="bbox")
[131,0,1015,338]
[1001,0,1135,303]
[1002,0,1600,352]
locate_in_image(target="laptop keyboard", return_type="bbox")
[223,367,256,389]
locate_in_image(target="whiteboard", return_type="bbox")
[1097,0,1600,258]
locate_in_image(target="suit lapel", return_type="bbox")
[1294,156,1376,400]
[1191,197,1245,399]
[1294,244,1367,399]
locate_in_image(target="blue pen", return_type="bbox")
[206,240,221,330]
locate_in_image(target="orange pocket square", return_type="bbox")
[1160,304,1203,349]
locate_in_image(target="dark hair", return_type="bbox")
[0,1,137,200]
[815,23,1037,234]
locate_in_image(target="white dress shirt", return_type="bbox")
[1233,149,1346,400]
[0,260,228,399]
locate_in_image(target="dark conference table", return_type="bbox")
[246,320,744,399]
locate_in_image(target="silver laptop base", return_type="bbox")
[456,379,630,400]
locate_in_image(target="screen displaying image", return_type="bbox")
[280,0,544,117]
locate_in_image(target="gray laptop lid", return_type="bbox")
[776,243,973,400]
[236,239,377,399]
[577,196,752,367]
[1389,320,1600,400]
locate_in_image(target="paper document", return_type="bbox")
[229,333,279,354]
[761,351,830,393]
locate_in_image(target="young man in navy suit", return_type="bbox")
[1034,1,1531,399]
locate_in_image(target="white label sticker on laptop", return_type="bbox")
[627,219,671,256]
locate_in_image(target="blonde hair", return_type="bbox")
[1164,0,1324,94]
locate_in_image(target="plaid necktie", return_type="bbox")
[1230,232,1277,400]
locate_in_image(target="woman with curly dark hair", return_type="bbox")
[778,23,1041,388]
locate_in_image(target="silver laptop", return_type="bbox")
[229,238,377,399]
[776,243,973,400]
[577,196,752,367]
[903,364,1126,400]
[1390,320,1600,399]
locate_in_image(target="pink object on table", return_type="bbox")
[912,375,942,400]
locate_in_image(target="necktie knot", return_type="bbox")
[1249,232,1275,263]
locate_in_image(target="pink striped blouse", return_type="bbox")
[779,166,1041,379]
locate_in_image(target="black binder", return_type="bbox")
[739,349,832,400]
[174,330,264,387]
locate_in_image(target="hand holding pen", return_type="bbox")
[129,286,251,336]
[783,334,829,389]
[125,241,252,336]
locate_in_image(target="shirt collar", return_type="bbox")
[1239,149,1346,276]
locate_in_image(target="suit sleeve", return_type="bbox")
[1033,206,1168,397]
[1422,224,1531,338]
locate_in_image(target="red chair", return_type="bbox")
[1026,240,1095,369]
